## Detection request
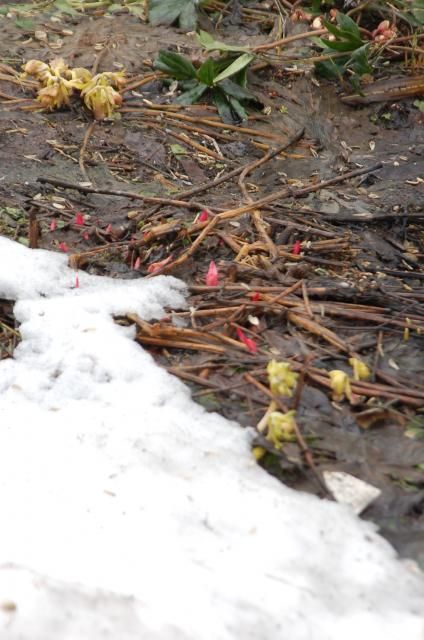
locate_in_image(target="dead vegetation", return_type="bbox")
[0,0,423,565]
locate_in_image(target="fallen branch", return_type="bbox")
[36,176,205,210]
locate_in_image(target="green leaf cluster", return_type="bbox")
[314,12,372,81]
[321,13,363,51]
[154,44,261,123]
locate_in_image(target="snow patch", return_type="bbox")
[0,237,423,639]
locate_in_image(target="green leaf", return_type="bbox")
[178,0,197,30]
[310,0,322,13]
[197,30,250,53]
[179,78,199,90]
[412,0,424,23]
[176,82,208,104]
[14,17,34,30]
[414,99,424,113]
[212,89,247,123]
[170,143,188,155]
[53,0,79,15]
[349,44,372,75]
[312,36,331,50]
[197,58,216,86]
[323,17,363,48]
[149,0,198,29]
[227,95,248,121]
[218,78,259,103]
[208,54,238,76]
[213,53,254,83]
[322,20,346,40]
[321,38,360,52]
[154,51,197,80]
[107,3,123,11]
[315,58,345,80]
[336,12,362,41]
[232,65,248,88]
[212,90,235,123]
[149,0,186,24]
[127,5,145,17]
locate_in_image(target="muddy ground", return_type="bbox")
[0,4,423,566]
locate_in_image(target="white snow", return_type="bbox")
[0,236,423,640]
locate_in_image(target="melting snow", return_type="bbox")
[0,237,423,639]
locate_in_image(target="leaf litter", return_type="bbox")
[0,0,423,570]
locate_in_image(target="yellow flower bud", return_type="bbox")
[49,57,69,76]
[252,446,266,461]
[22,59,125,117]
[66,67,93,90]
[81,73,124,120]
[37,79,71,110]
[22,59,49,78]
[329,370,352,402]
[348,357,371,381]
[266,410,296,449]
[267,360,299,398]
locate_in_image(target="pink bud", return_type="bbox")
[75,212,84,226]
[236,327,257,353]
[50,219,57,232]
[198,210,209,222]
[205,260,219,286]
[75,273,79,288]
[105,224,113,234]
[133,256,141,270]
[147,254,173,274]
[59,242,69,252]
[82,232,89,241]
[251,292,261,301]
[292,240,302,255]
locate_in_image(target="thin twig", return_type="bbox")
[79,121,96,183]
[177,128,304,200]
[36,176,206,210]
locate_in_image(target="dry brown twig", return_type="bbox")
[79,121,96,183]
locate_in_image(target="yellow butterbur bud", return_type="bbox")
[23,58,69,86]
[81,73,124,120]
[349,357,371,381]
[22,58,125,117]
[329,370,352,402]
[82,84,122,119]
[84,71,125,91]
[266,410,296,449]
[267,360,299,398]
[97,71,126,90]
[66,67,92,90]
[252,446,266,461]
[49,57,68,76]
[23,59,49,78]
[37,80,71,110]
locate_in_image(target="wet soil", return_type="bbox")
[0,4,423,566]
